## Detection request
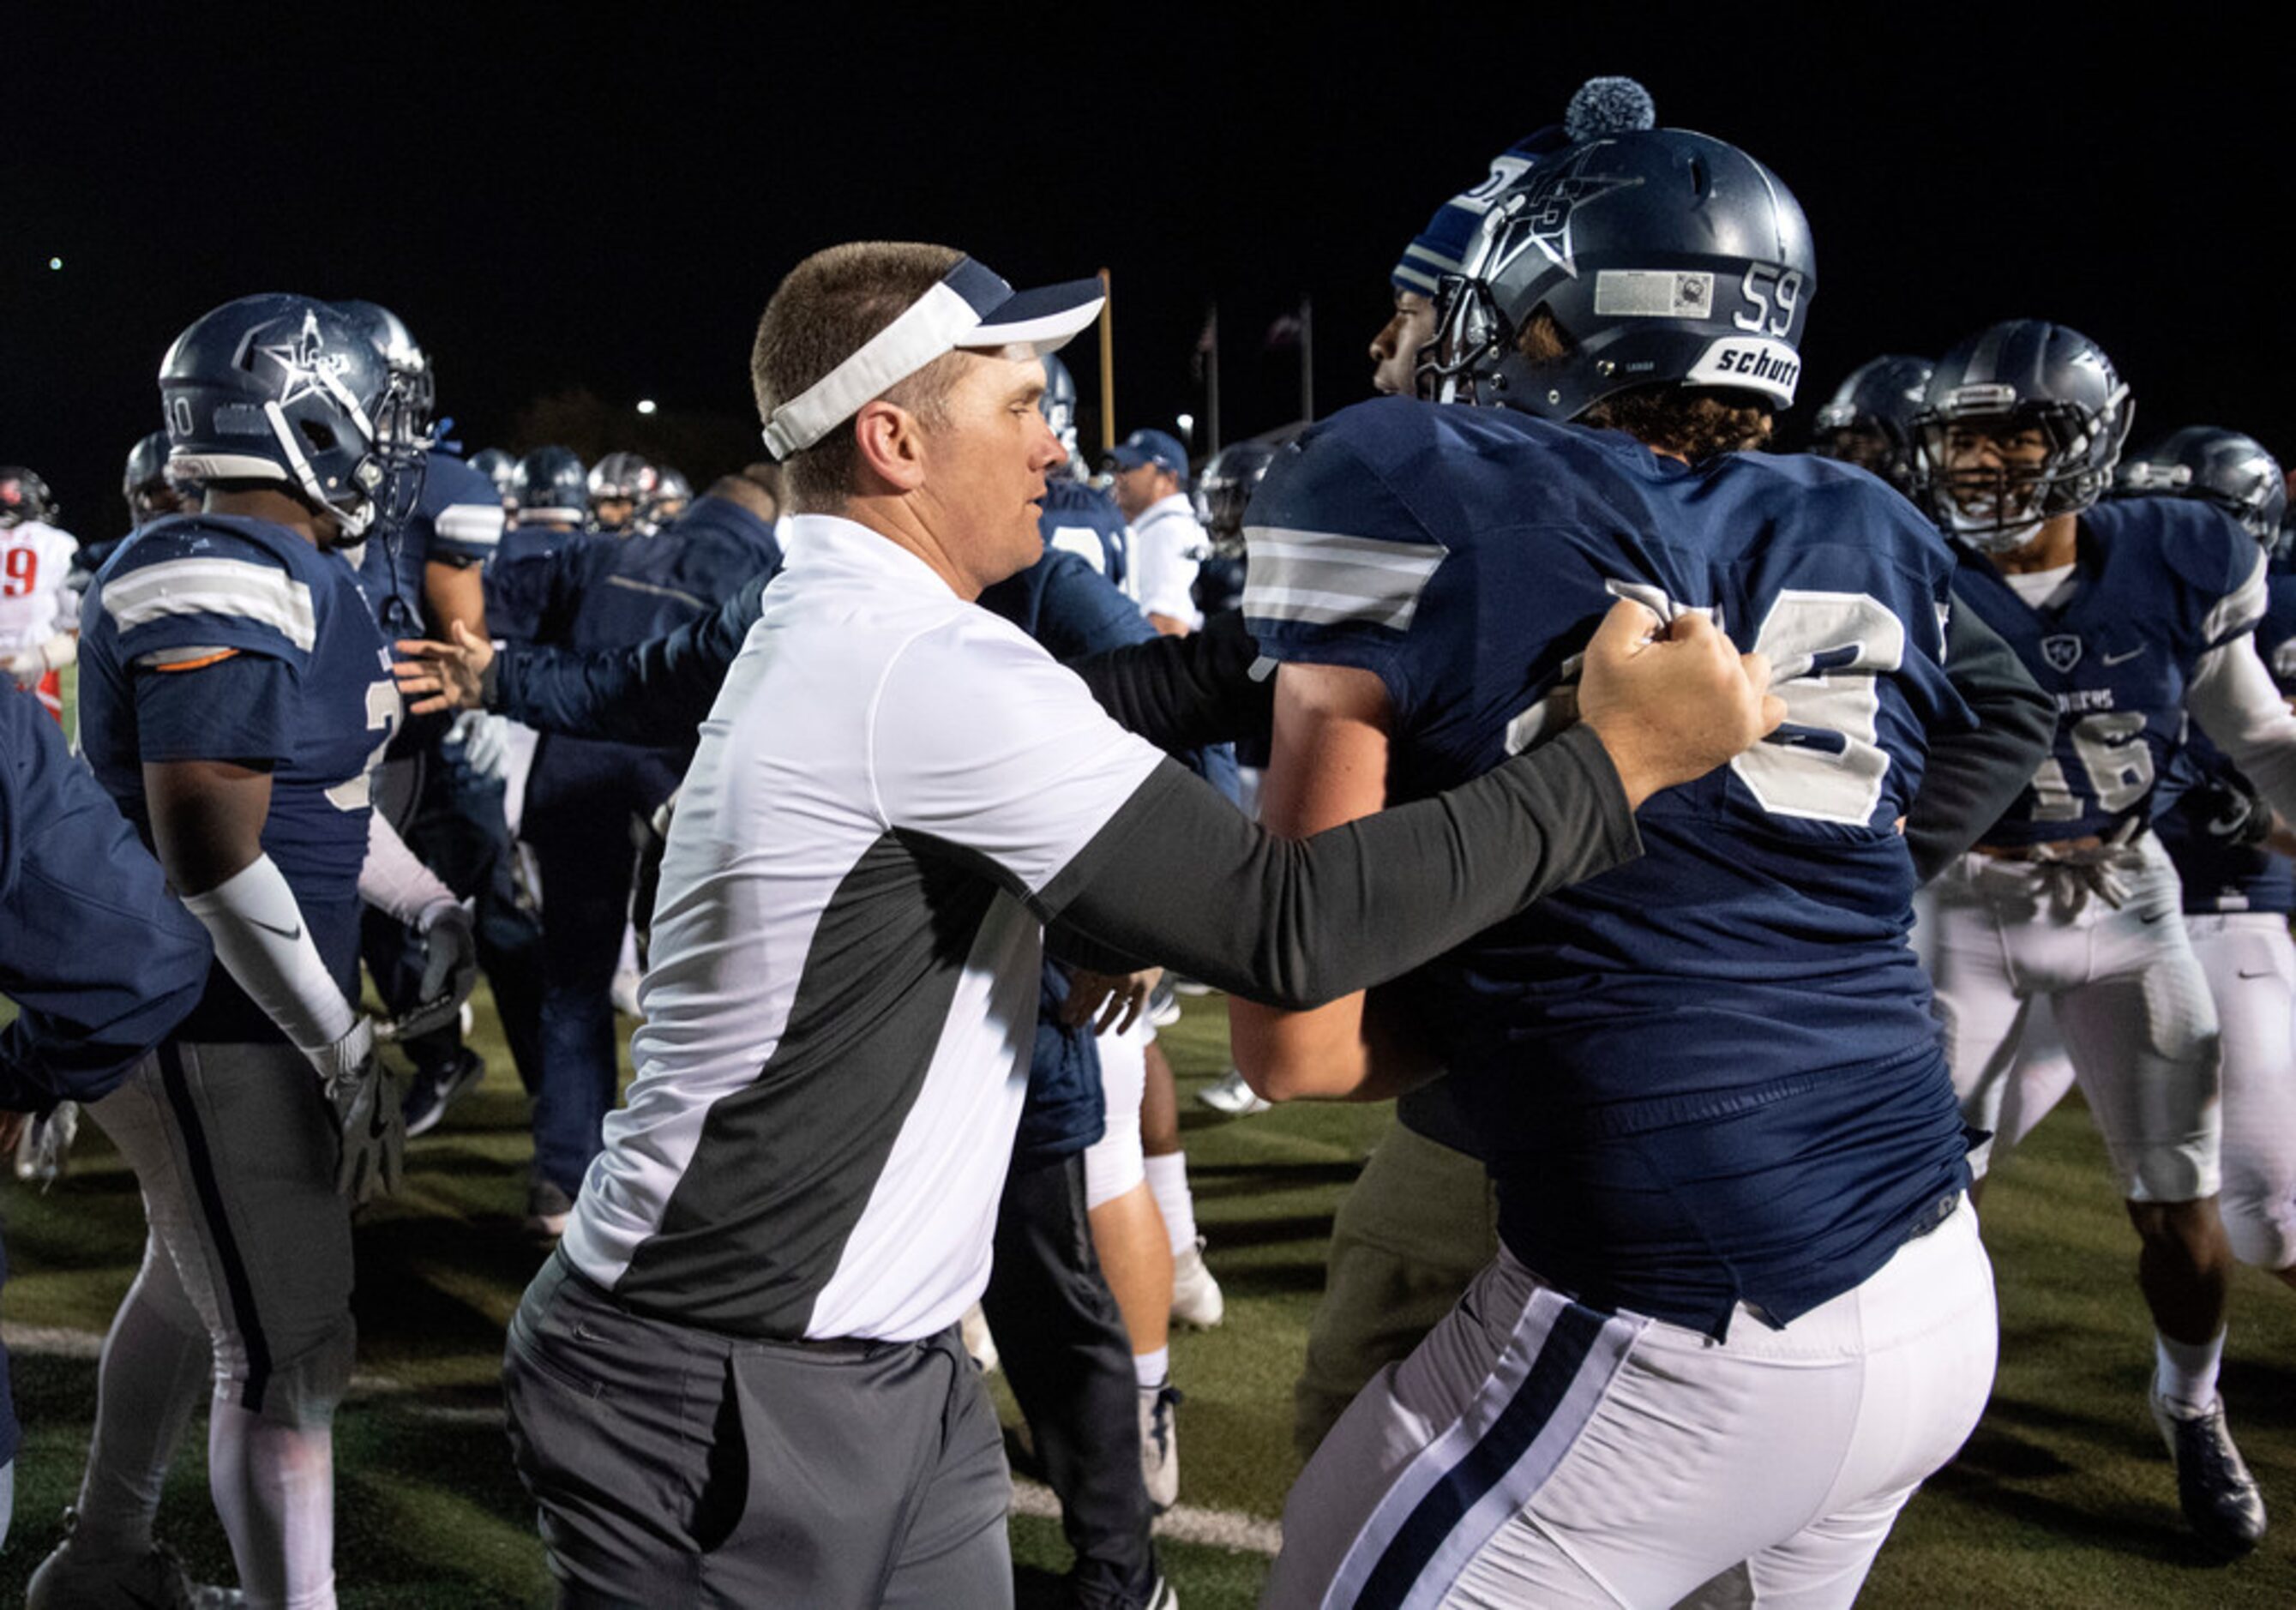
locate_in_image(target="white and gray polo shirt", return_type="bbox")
[562,514,1164,1343]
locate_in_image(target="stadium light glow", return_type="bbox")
[636,399,658,415]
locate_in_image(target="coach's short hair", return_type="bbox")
[751,242,968,510]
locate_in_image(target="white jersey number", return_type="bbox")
[1729,590,1905,824]
[324,679,402,813]
[2028,712,2152,821]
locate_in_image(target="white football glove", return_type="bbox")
[4,648,48,688]
[309,1018,406,1204]
[377,898,479,1043]
[446,709,512,784]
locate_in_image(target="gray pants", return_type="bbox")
[504,1253,1013,1608]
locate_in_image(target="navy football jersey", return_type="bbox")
[1039,478,1129,592]
[1245,396,1976,1334]
[1952,496,2264,848]
[81,514,399,1042]
[2155,566,2296,913]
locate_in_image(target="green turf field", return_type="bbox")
[5,978,2296,1605]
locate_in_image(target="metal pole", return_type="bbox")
[1097,268,1116,454]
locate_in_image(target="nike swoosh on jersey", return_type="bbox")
[2103,646,2147,665]
[2238,967,2276,979]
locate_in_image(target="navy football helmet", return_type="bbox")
[514,447,588,522]
[470,448,519,503]
[1910,321,2132,554]
[1419,85,1815,421]
[1193,439,1279,552]
[2115,427,2287,544]
[587,452,658,532]
[122,430,190,523]
[0,466,57,527]
[1810,356,1932,495]
[159,294,429,541]
[332,298,436,424]
[1041,353,1080,459]
[645,466,692,528]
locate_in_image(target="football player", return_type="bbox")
[469,446,519,510]
[1916,328,2296,1555]
[484,485,736,1237]
[124,430,195,524]
[2110,430,2296,1300]
[331,299,517,1133]
[1240,85,2048,1605]
[641,465,693,532]
[36,293,466,1608]
[0,467,82,723]
[586,450,658,535]
[1809,355,1934,496]
[505,446,588,559]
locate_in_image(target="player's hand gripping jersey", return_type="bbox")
[1245,396,1977,1335]
[80,514,398,1042]
[1952,496,2266,848]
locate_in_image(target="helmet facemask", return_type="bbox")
[1915,390,2131,555]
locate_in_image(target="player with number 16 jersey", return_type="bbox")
[1247,394,1977,1331]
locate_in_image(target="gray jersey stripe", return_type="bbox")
[1243,527,1445,630]
[101,558,318,651]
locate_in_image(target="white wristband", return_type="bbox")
[181,853,357,1054]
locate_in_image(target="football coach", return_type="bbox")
[499,240,1783,1607]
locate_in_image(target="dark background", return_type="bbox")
[6,7,2287,532]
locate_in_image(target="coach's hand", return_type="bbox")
[1578,600,1783,808]
[310,1018,406,1205]
[392,621,495,716]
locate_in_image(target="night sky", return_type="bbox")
[7,9,2287,532]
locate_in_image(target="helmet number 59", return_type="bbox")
[1734,267,1805,339]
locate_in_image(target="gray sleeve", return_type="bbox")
[1905,590,2054,880]
[1037,723,1639,1010]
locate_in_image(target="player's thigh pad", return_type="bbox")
[1083,1014,1148,1211]
[1926,861,2041,1170]
[2191,912,2296,1265]
[1268,1208,1995,1610]
[89,1042,355,1425]
[2053,862,2222,1203]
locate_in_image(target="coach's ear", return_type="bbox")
[852,399,929,495]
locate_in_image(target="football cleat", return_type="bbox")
[1169,1237,1226,1329]
[1139,1379,1182,1512]
[2150,1389,2267,1555]
[1196,1068,1273,1119]
[26,1508,244,1609]
[401,1048,486,1138]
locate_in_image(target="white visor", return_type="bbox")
[760,255,1104,460]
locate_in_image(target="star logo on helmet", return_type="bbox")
[1492,142,1644,280]
[256,309,347,408]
